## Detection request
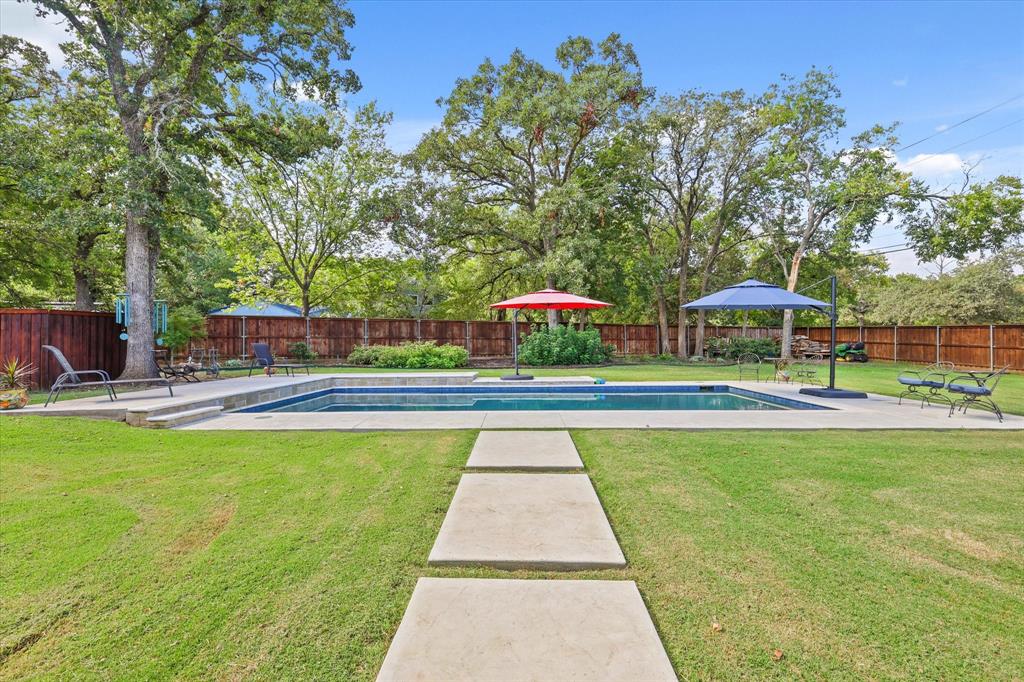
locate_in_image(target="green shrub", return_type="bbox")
[347,342,468,369]
[518,326,614,366]
[221,358,245,369]
[287,342,318,363]
[725,336,779,359]
[161,308,206,352]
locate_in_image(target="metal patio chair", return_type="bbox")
[897,361,955,407]
[947,365,1009,423]
[736,353,762,382]
[42,345,173,406]
[247,343,311,377]
[794,354,825,386]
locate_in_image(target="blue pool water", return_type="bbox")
[238,385,826,413]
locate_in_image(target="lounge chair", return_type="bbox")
[42,345,173,406]
[947,366,1009,423]
[897,361,954,407]
[153,350,200,382]
[247,343,311,377]
[736,353,762,382]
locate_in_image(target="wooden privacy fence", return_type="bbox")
[201,314,1024,371]
[2,308,1022,389]
[0,309,125,388]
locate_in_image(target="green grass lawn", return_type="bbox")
[2,418,1022,679]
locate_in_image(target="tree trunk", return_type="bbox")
[780,251,804,359]
[695,309,706,357]
[544,274,558,329]
[73,231,101,311]
[301,288,311,318]
[655,284,670,355]
[676,239,690,358]
[120,206,158,379]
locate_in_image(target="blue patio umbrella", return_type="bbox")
[683,277,866,399]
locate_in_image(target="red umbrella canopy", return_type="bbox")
[490,289,613,310]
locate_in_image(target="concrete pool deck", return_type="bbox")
[3,372,1020,430]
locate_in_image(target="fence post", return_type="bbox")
[363,318,369,346]
[416,318,422,342]
[989,324,995,370]
[622,324,627,356]
[893,325,898,362]
[305,316,311,349]
[935,326,940,363]
[465,321,471,355]
[240,316,247,359]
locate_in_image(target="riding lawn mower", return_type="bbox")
[834,342,868,362]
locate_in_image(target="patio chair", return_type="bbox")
[794,354,825,386]
[247,343,311,377]
[947,365,1009,423]
[897,361,955,407]
[736,353,762,382]
[153,350,200,382]
[42,345,173,407]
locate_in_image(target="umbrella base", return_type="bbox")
[799,387,868,399]
[500,373,535,381]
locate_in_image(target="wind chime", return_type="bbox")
[115,293,168,346]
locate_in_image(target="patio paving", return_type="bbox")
[375,578,676,682]
[428,473,625,570]
[466,430,584,470]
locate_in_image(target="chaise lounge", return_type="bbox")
[247,342,311,377]
[43,345,174,406]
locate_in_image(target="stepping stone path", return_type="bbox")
[466,430,584,470]
[377,430,676,681]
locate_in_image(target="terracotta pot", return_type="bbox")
[0,387,29,410]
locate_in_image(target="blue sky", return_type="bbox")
[5,0,1023,273]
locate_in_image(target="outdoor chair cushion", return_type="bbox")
[898,376,945,389]
[947,383,991,396]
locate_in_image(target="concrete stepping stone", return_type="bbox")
[376,577,676,682]
[466,430,584,470]
[428,473,626,570]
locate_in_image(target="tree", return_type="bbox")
[762,68,909,357]
[413,34,648,328]
[224,106,394,317]
[905,174,1023,261]
[34,0,360,377]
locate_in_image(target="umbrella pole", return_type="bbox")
[829,275,837,390]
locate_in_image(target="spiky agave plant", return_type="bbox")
[0,357,35,390]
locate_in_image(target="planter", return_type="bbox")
[0,387,29,410]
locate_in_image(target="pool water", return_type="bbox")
[239,386,824,413]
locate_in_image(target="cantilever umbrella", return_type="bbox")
[491,289,612,380]
[683,278,866,398]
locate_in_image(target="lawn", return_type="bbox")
[2,419,1022,679]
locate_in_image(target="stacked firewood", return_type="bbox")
[791,335,830,357]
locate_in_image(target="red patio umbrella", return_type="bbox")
[490,289,612,380]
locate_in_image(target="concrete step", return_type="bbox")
[143,406,223,428]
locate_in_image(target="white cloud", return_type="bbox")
[934,123,949,132]
[891,77,909,87]
[0,1,70,69]
[898,152,965,175]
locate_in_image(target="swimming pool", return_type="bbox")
[237,385,827,413]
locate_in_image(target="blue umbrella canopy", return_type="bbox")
[682,279,830,312]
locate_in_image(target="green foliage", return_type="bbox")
[0,357,36,389]
[160,309,207,352]
[287,342,319,363]
[347,342,468,369]
[518,326,615,366]
[724,336,780,359]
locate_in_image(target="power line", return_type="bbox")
[903,117,1024,167]
[896,94,1024,153]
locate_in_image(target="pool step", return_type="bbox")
[142,406,223,428]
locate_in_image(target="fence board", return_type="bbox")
[0,309,125,388]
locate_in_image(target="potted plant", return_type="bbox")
[0,357,35,410]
